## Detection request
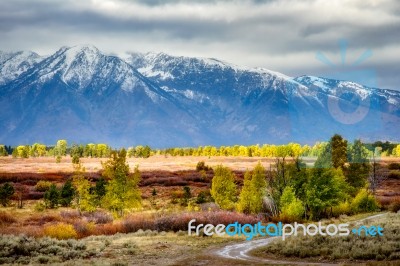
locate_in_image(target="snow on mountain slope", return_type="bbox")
[0,51,42,85]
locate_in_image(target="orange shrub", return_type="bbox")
[95,222,123,235]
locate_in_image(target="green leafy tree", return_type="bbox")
[30,143,47,157]
[70,144,84,158]
[12,148,18,158]
[15,145,30,158]
[60,179,75,207]
[210,165,237,210]
[44,184,60,209]
[305,168,348,219]
[72,154,80,164]
[96,144,111,158]
[0,183,15,206]
[237,171,253,213]
[55,140,67,156]
[84,143,96,157]
[250,162,267,213]
[0,145,8,156]
[280,186,304,221]
[102,149,142,216]
[72,163,95,213]
[351,188,378,213]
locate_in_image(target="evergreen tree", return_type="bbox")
[315,134,348,169]
[94,177,107,206]
[345,139,370,194]
[60,179,75,207]
[0,183,14,206]
[331,134,348,169]
[182,186,191,206]
[44,184,59,209]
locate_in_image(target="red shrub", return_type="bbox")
[24,213,62,226]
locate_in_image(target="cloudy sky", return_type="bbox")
[1,0,399,90]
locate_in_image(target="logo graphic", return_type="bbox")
[316,39,376,125]
[286,39,382,153]
[188,220,384,241]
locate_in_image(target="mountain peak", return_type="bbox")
[0,50,42,85]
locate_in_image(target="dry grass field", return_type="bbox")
[0,155,283,173]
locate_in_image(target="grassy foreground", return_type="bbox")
[0,231,248,266]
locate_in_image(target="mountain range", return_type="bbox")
[0,45,399,147]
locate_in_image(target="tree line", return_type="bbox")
[1,140,399,159]
[0,141,151,159]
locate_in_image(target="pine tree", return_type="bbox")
[94,177,107,206]
[44,184,59,209]
[331,134,348,169]
[60,179,75,207]
[0,183,14,206]
[345,139,370,194]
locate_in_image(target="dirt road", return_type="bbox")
[214,213,387,265]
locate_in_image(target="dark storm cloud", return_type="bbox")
[0,0,399,90]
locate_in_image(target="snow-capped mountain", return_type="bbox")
[0,45,399,147]
[0,51,42,85]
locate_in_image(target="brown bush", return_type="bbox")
[377,196,392,209]
[388,171,400,179]
[388,163,400,170]
[388,197,400,213]
[0,211,16,224]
